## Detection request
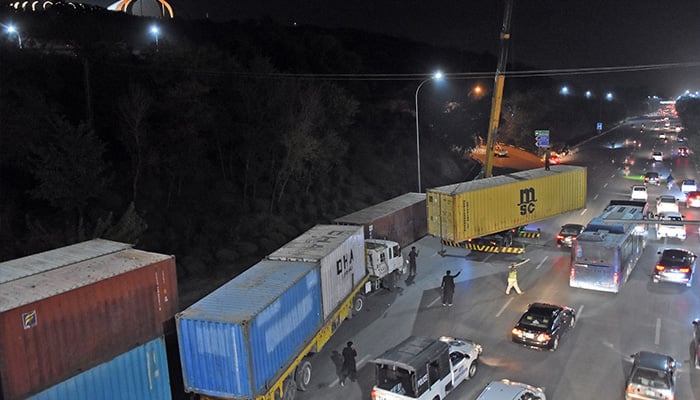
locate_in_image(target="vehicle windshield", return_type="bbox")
[561,225,581,234]
[630,367,671,389]
[574,244,616,267]
[661,250,692,263]
[375,364,415,396]
[518,313,552,329]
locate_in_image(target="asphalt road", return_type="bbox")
[296,118,700,400]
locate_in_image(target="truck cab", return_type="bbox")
[365,239,405,292]
[371,336,481,400]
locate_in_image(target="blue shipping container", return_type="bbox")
[177,261,322,398]
[28,337,171,400]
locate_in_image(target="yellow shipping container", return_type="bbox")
[427,165,587,241]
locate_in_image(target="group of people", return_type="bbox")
[335,247,529,388]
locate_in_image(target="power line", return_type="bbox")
[96,58,700,82]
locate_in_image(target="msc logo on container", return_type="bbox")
[518,187,537,215]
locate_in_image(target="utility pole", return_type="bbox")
[483,0,514,178]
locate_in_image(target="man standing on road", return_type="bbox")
[441,269,462,306]
[544,153,551,171]
[506,259,529,295]
[407,246,419,282]
[339,341,357,387]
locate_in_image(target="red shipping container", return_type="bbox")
[333,192,427,248]
[0,239,178,400]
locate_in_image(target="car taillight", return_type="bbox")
[680,267,690,273]
[570,267,575,280]
[556,234,564,240]
[511,328,523,337]
[613,272,619,285]
[656,264,665,271]
[536,333,551,342]
[371,389,377,399]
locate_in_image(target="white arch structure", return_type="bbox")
[110,0,174,18]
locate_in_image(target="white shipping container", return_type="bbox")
[267,225,366,320]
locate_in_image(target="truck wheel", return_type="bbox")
[277,378,296,400]
[468,360,478,378]
[295,360,312,391]
[352,294,365,315]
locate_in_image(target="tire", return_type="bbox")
[352,294,365,315]
[570,316,576,328]
[278,378,296,400]
[468,360,478,378]
[295,360,312,391]
[550,336,559,351]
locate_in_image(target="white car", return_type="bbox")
[476,379,546,400]
[651,151,663,161]
[494,146,509,157]
[656,195,679,214]
[681,179,697,193]
[630,185,648,201]
[656,211,686,241]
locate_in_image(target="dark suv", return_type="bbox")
[644,171,660,185]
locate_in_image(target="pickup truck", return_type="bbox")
[371,336,482,400]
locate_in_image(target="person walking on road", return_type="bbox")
[544,154,551,171]
[506,259,529,295]
[441,269,462,306]
[408,246,419,280]
[339,341,357,386]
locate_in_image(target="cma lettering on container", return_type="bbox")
[518,187,537,215]
[336,250,356,276]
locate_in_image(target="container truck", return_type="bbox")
[427,165,587,246]
[177,224,377,400]
[333,192,427,248]
[0,239,177,400]
[28,337,172,400]
[370,336,482,400]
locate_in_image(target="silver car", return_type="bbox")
[476,379,546,400]
[625,351,679,400]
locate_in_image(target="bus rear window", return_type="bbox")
[575,244,616,266]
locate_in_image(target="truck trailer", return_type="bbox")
[177,225,379,400]
[427,165,587,243]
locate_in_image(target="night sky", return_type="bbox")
[86,0,700,96]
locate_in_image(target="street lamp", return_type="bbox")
[150,25,160,51]
[5,24,22,48]
[468,84,483,98]
[414,71,443,193]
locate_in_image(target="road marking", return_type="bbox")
[655,318,661,345]
[577,304,584,319]
[580,208,587,216]
[603,183,608,188]
[536,256,548,270]
[428,296,442,307]
[358,354,371,368]
[496,297,514,317]
[593,193,599,200]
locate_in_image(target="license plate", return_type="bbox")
[524,332,535,339]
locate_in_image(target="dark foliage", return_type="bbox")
[0,7,660,302]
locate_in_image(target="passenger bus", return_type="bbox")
[569,200,649,293]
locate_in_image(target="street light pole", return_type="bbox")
[5,25,22,48]
[150,25,160,52]
[414,71,443,193]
